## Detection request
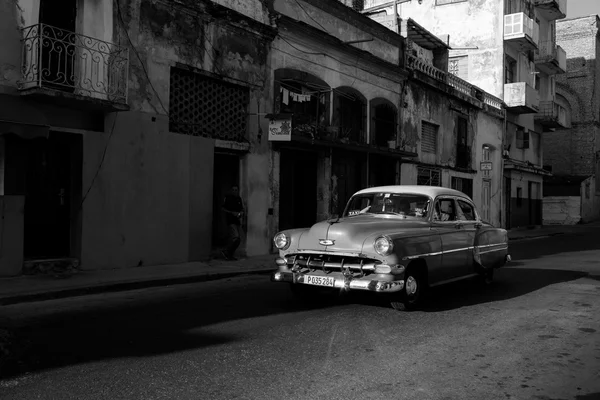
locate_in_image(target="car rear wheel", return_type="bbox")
[390,267,424,311]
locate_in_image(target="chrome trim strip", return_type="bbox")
[402,242,508,261]
[478,246,508,255]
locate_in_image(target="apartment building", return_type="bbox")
[363,0,568,228]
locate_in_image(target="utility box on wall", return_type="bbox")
[0,195,24,277]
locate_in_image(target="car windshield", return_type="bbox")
[342,193,432,219]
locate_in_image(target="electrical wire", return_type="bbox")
[293,0,330,34]
[80,112,119,208]
[115,0,169,116]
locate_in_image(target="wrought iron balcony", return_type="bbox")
[534,100,570,129]
[535,41,566,75]
[504,13,539,52]
[504,82,539,114]
[406,53,504,112]
[534,0,567,21]
[18,24,129,108]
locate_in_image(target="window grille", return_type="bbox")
[448,56,468,80]
[417,167,441,186]
[169,67,249,141]
[421,121,438,154]
[451,177,473,199]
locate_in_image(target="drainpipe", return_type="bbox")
[501,108,508,229]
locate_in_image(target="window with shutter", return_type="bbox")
[421,121,438,154]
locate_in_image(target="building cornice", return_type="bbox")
[277,15,409,82]
[299,0,405,47]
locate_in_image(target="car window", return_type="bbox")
[344,193,431,219]
[433,198,457,222]
[457,199,477,221]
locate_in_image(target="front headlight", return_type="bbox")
[374,236,394,256]
[274,232,290,250]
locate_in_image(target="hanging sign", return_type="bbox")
[268,118,292,141]
[480,161,493,171]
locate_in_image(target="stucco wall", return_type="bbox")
[400,79,503,225]
[394,0,505,98]
[273,0,402,66]
[543,196,581,225]
[81,112,216,269]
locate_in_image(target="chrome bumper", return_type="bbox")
[271,271,405,293]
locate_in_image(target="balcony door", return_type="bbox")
[39,0,77,92]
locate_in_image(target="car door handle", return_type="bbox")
[454,223,463,229]
[474,222,483,229]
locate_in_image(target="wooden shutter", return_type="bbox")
[421,121,438,153]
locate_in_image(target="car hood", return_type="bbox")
[297,215,430,253]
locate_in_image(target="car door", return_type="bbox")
[430,196,471,281]
[455,198,479,274]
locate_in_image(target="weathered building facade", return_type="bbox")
[369,0,569,229]
[358,4,506,226]
[0,0,276,276]
[543,15,600,224]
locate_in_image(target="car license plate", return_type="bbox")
[304,275,335,287]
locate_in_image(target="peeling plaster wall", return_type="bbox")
[79,0,275,267]
[0,1,23,91]
[269,15,404,231]
[402,81,504,225]
[211,0,272,25]
[394,0,505,98]
[273,0,402,65]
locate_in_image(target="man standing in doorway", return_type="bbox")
[221,185,244,261]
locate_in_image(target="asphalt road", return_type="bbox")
[0,228,599,400]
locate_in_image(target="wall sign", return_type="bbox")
[480,161,493,171]
[268,118,292,141]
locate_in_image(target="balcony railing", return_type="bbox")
[18,24,129,105]
[535,41,567,74]
[407,54,504,111]
[535,100,570,129]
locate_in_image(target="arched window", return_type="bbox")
[274,69,330,138]
[332,86,367,143]
[370,98,398,147]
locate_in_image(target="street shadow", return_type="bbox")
[340,267,588,312]
[0,275,324,379]
[509,229,600,262]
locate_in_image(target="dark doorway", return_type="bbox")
[39,0,77,92]
[5,132,81,259]
[279,149,317,230]
[333,150,365,216]
[369,156,396,187]
[212,153,240,248]
[372,103,396,147]
[505,176,511,230]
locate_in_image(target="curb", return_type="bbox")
[508,232,565,241]
[0,268,273,306]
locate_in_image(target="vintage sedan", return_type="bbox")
[271,185,511,311]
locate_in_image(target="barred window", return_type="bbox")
[451,177,473,199]
[417,167,441,186]
[421,121,438,154]
[169,67,249,141]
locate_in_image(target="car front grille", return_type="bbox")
[284,253,381,273]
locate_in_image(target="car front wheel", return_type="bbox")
[390,268,424,311]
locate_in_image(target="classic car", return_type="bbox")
[271,185,511,311]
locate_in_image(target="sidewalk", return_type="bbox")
[1,221,599,306]
[507,220,600,241]
[0,254,278,306]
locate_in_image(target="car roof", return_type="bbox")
[353,185,472,200]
